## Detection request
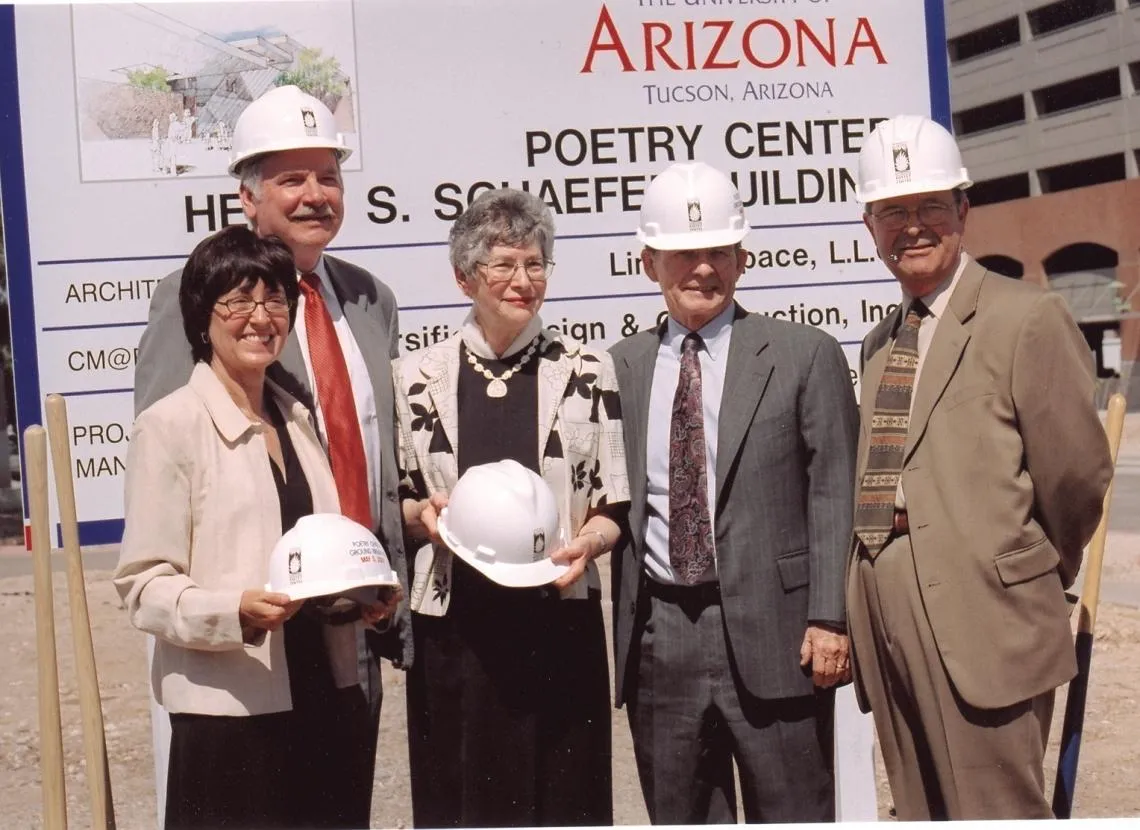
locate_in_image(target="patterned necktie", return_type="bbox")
[854,299,929,556]
[299,273,372,529]
[669,333,715,584]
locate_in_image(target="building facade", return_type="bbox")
[946,0,1140,406]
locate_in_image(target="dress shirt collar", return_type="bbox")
[303,255,335,296]
[663,302,735,363]
[188,361,305,443]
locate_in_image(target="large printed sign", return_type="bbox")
[0,0,949,543]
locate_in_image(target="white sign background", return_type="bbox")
[2,0,950,544]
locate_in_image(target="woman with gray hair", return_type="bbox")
[396,188,629,827]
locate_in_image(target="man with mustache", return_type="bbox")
[133,85,407,826]
[846,114,1113,819]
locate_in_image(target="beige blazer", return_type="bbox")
[847,259,1113,711]
[114,363,359,716]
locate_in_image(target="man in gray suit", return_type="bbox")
[133,85,407,824]
[610,161,859,823]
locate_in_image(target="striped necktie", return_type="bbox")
[854,299,928,556]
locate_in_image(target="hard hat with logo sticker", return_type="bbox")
[265,513,398,609]
[636,161,751,251]
[436,460,568,588]
[855,114,972,204]
[228,85,352,177]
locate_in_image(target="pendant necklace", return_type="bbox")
[466,337,542,398]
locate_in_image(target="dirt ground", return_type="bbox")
[2,550,1140,828]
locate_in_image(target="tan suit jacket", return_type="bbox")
[848,260,1112,711]
[114,363,361,716]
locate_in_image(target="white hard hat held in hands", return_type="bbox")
[636,161,751,251]
[266,513,399,618]
[437,460,569,588]
[855,115,972,204]
[228,85,351,177]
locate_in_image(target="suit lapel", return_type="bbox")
[715,310,774,512]
[617,331,661,552]
[419,340,461,461]
[537,334,575,462]
[903,260,983,460]
[327,259,392,412]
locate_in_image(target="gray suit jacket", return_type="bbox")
[133,254,413,671]
[610,306,859,705]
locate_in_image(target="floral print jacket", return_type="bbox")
[394,330,630,616]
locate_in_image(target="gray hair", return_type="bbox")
[236,155,266,200]
[448,188,556,278]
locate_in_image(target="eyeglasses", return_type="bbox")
[475,259,555,285]
[214,296,294,317]
[870,202,958,232]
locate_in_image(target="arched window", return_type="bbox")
[1044,243,1122,323]
[976,255,1024,279]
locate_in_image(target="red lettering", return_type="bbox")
[582,11,886,73]
[796,18,837,67]
[742,19,791,70]
[580,5,634,73]
[844,17,887,65]
[702,21,739,70]
[644,22,681,71]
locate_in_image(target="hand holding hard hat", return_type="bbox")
[265,513,402,625]
[436,460,571,588]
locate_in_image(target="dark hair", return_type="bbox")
[179,225,299,363]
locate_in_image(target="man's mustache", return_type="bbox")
[290,206,335,220]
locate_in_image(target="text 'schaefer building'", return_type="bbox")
[945,0,1140,407]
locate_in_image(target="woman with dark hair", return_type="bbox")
[396,188,629,827]
[114,224,397,829]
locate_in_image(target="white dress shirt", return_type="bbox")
[294,256,382,528]
[643,303,735,585]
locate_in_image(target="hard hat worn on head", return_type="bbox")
[228,85,352,177]
[265,513,398,604]
[437,460,569,588]
[856,114,972,203]
[637,161,751,251]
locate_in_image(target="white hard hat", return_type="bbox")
[228,85,351,177]
[265,513,398,603]
[856,115,972,203]
[637,161,750,251]
[437,460,569,588]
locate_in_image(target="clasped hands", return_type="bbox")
[239,584,402,642]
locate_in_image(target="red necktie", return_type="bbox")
[298,273,372,529]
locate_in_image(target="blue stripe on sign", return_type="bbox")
[0,5,42,524]
[924,0,952,129]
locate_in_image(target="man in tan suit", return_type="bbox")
[845,115,1113,820]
